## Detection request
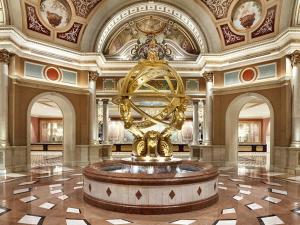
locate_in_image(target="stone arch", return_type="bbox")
[225,92,274,170]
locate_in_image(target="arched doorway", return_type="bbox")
[225,93,274,170]
[27,92,76,169]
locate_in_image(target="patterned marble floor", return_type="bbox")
[0,165,300,225]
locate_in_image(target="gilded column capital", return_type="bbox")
[89,71,99,81]
[0,49,10,64]
[102,99,109,104]
[203,72,214,82]
[291,50,300,66]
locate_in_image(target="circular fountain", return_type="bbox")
[83,43,218,214]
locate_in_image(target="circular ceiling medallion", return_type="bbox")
[232,0,262,31]
[240,68,257,83]
[44,67,61,82]
[40,0,71,29]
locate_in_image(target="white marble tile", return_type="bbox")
[18,214,44,225]
[229,178,244,182]
[263,196,281,204]
[218,186,228,190]
[0,178,17,183]
[219,174,230,177]
[66,219,89,225]
[269,188,287,196]
[39,202,55,210]
[214,220,237,225]
[260,172,285,177]
[36,175,53,179]
[233,195,243,201]
[238,184,252,189]
[13,188,31,195]
[4,173,27,178]
[18,181,38,186]
[259,215,284,225]
[218,182,224,185]
[246,203,263,210]
[263,181,282,187]
[58,195,69,200]
[106,219,132,224]
[287,176,300,181]
[66,207,80,214]
[50,189,62,195]
[0,207,11,216]
[70,173,82,176]
[49,184,62,188]
[20,195,38,203]
[222,208,236,214]
[54,178,71,182]
[76,181,83,185]
[73,186,83,190]
[239,189,251,195]
[170,220,196,225]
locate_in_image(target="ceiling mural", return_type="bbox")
[104,15,200,61]
[220,24,245,46]
[251,6,276,38]
[70,0,102,18]
[201,0,234,19]
[57,22,83,43]
[232,0,262,30]
[40,0,71,28]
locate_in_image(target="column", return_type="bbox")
[192,99,199,145]
[291,51,300,147]
[89,71,99,145]
[102,99,109,144]
[0,49,10,148]
[203,72,213,145]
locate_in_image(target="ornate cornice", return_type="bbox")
[203,72,214,82]
[291,50,300,66]
[89,71,99,81]
[0,49,10,63]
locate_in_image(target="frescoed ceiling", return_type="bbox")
[2,0,297,54]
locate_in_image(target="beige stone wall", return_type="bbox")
[8,78,90,146]
[213,81,292,147]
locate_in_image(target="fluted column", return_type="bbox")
[192,99,199,145]
[203,72,213,145]
[0,49,10,148]
[89,71,99,145]
[291,51,300,147]
[102,99,109,144]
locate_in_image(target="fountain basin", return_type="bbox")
[83,160,218,214]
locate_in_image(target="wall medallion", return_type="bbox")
[44,66,62,82]
[240,68,257,83]
[40,0,71,28]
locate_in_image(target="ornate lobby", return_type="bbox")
[0,0,300,224]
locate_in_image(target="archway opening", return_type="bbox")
[30,98,63,168]
[238,101,271,170]
[27,93,76,169]
[225,93,274,171]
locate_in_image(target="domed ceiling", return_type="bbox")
[7,0,293,54]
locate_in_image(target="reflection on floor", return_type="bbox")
[0,165,300,225]
[238,152,267,168]
[31,151,63,168]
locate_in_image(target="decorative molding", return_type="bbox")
[57,22,83,43]
[203,72,214,82]
[70,0,102,18]
[201,0,234,19]
[89,71,99,81]
[25,3,50,36]
[0,49,10,63]
[252,6,276,38]
[220,24,245,46]
[291,50,300,66]
[96,2,207,53]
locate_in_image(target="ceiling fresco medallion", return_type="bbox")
[251,6,276,38]
[220,24,245,46]
[40,0,71,28]
[232,0,262,31]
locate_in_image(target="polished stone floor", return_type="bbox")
[0,165,300,225]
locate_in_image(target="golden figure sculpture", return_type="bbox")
[113,46,189,161]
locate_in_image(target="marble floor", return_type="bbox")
[0,165,300,225]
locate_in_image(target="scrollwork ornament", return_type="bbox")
[203,72,214,82]
[0,49,10,64]
[291,50,300,66]
[89,71,99,81]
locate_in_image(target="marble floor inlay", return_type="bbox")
[0,166,300,224]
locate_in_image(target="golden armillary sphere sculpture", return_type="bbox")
[113,49,189,161]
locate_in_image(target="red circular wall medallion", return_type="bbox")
[44,67,61,82]
[240,68,257,83]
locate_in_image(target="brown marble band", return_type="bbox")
[83,192,219,215]
[83,160,219,185]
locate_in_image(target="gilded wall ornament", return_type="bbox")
[203,72,214,82]
[291,50,300,66]
[89,71,99,81]
[0,49,10,64]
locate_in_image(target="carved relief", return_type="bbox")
[203,72,214,82]
[201,0,234,19]
[70,0,102,18]
[57,22,83,43]
[0,49,10,64]
[25,4,51,36]
[291,50,300,66]
[220,24,245,46]
[252,6,276,38]
[89,71,99,81]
